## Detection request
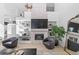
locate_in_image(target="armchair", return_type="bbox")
[43,37,55,49]
[2,37,18,48]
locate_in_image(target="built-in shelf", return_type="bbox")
[48,21,56,37]
[16,12,31,41]
[68,32,79,36]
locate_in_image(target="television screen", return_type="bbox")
[31,19,48,29]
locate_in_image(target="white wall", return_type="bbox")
[0,3,47,19]
[4,3,26,17]
[32,3,47,19]
[0,3,79,22]
[55,3,79,47]
[0,3,27,24]
[55,3,79,30]
[47,12,59,25]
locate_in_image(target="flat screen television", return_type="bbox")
[31,19,48,29]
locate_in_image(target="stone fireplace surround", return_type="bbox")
[31,29,48,42]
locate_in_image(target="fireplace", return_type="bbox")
[35,34,44,40]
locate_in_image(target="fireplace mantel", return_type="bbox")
[31,29,48,32]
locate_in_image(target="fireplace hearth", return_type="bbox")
[35,34,44,40]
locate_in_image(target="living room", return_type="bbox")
[0,3,79,55]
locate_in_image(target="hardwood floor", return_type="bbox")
[14,41,69,55]
[0,40,69,55]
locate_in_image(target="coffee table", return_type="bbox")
[13,48,37,55]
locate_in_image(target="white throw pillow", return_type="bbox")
[5,41,12,44]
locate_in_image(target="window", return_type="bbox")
[46,3,55,12]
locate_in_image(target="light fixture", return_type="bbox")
[25,3,32,11]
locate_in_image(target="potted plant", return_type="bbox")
[51,25,65,46]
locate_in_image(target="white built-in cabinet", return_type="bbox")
[7,24,16,38]
[16,12,31,37]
